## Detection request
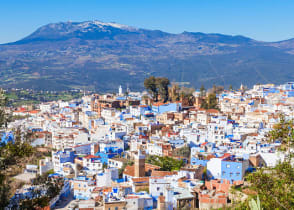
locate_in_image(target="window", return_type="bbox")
[157,187,160,191]
[115,207,118,210]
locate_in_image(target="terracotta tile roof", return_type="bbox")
[153,102,165,106]
[83,155,100,159]
[123,165,135,177]
[220,153,231,159]
[207,154,216,160]
[126,195,140,199]
[73,143,91,148]
[145,163,161,171]
[201,142,208,146]
[151,171,177,177]
[29,110,40,114]
[206,109,220,114]
[132,177,149,183]
[14,110,27,113]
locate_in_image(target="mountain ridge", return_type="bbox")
[0,20,294,91]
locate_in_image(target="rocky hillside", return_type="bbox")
[1,20,294,91]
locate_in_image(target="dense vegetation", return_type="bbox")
[172,146,191,158]
[146,155,184,171]
[0,91,34,208]
[235,115,294,209]
[268,114,294,152]
[200,93,218,109]
[0,90,57,209]
[144,76,170,102]
[13,171,64,209]
[5,89,84,107]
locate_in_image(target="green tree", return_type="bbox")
[146,155,184,171]
[237,117,294,209]
[0,90,11,129]
[0,90,13,209]
[268,114,294,153]
[156,77,170,102]
[249,196,262,210]
[212,85,224,94]
[144,76,170,102]
[246,161,294,209]
[179,87,195,106]
[200,85,206,97]
[201,93,218,109]
[144,76,158,101]
[172,146,191,158]
[0,173,9,209]
[169,84,180,102]
[207,93,218,109]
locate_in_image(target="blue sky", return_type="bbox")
[1,0,294,43]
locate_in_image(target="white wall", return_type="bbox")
[207,158,222,179]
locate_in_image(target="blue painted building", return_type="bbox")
[139,105,151,115]
[286,91,294,97]
[73,176,96,200]
[282,82,294,91]
[58,150,76,163]
[152,102,182,114]
[95,147,122,164]
[220,155,249,183]
[1,132,14,145]
[73,144,91,155]
[169,139,185,148]
[52,149,76,173]
[191,157,209,167]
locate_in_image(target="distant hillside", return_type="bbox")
[1,20,294,92]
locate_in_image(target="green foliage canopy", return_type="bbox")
[146,155,184,171]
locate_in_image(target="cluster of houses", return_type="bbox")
[4,82,294,209]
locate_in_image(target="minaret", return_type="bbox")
[134,150,145,177]
[119,85,123,96]
[126,84,130,94]
[240,83,244,91]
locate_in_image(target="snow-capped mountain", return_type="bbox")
[17,20,140,43]
[1,20,294,91]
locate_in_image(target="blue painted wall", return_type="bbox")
[221,160,243,183]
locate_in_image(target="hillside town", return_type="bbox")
[2,81,294,210]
